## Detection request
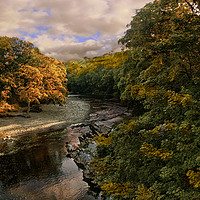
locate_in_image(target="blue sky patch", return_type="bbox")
[36,26,52,31]
[17,30,41,39]
[74,31,101,43]
[33,8,39,12]
[44,9,51,16]
[17,26,51,40]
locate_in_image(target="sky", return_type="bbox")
[0,0,152,61]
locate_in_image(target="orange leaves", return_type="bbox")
[1,90,10,99]
[0,101,17,113]
[16,56,67,106]
[0,36,10,50]
[16,64,44,104]
[41,62,67,103]
[18,88,42,104]
[0,36,68,113]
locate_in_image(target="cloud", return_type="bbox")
[27,34,121,61]
[0,0,152,61]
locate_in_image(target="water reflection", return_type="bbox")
[0,96,99,200]
[0,136,91,200]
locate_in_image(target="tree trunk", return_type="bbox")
[25,101,31,118]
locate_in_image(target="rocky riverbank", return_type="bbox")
[65,99,131,198]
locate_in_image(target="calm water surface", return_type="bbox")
[0,96,99,200]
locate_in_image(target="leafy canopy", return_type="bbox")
[88,0,200,199]
[0,36,68,114]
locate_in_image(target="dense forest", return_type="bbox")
[0,0,199,199]
[67,0,200,199]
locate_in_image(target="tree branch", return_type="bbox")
[184,0,195,12]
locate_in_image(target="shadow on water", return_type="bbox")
[0,96,100,200]
[0,131,98,200]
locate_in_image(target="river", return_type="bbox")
[0,96,128,200]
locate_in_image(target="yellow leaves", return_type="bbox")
[67,60,89,75]
[90,157,114,175]
[141,122,177,137]
[127,84,159,99]
[0,101,16,113]
[180,94,193,107]
[94,133,112,146]
[149,126,161,135]
[135,184,164,200]
[121,121,136,134]
[0,36,11,50]
[101,51,129,68]
[186,168,200,188]
[101,181,134,196]
[67,51,129,75]
[140,143,173,159]
[167,90,193,107]
[168,68,178,82]
[142,65,162,80]
[163,122,177,132]
[135,185,154,200]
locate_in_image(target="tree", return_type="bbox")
[0,36,68,116]
[90,0,200,199]
[66,51,129,98]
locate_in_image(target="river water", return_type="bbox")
[0,96,100,200]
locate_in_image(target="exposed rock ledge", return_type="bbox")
[65,100,132,197]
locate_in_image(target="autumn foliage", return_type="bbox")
[0,36,68,115]
[67,0,200,199]
[66,51,129,97]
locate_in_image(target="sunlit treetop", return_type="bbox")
[0,36,68,115]
[67,51,129,75]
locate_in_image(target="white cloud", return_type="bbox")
[0,0,153,61]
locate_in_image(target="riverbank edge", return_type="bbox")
[65,101,132,199]
[0,96,91,141]
[0,120,70,140]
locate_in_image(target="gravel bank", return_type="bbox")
[0,96,90,140]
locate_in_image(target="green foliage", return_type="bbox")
[89,0,200,199]
[67,66,120,98]
[67,51,129,75]
[91,118,200,199]
[66,51,130,98]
